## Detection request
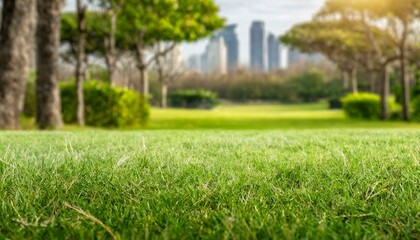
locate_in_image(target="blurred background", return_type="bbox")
[1,0,420,130]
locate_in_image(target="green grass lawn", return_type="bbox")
[1,130,419,239]
[147,102,420,130]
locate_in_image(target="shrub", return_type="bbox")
[341,93,400,120]
[61,81,150,127]
[284,70,328,103]
[169,89,218,109]
[341,93,381,119]
[413,96,420,121]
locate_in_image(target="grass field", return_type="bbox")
[1,130,419,239]
[147,102,420,130]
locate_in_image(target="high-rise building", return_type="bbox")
[218,24,239,71]
[186,54,201,72]
[250,21,266,71]
[201,51,208,73]
[206,36,227,75]
[267,33,280,71]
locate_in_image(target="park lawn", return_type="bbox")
[0,130,419,239]
[147,102,420,130]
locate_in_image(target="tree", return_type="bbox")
[0,0,36,129]
[153,42,184,108]
[75,0,87,126]
[36,0,64,129]
[119,0,225,96]
[315,0,402,120]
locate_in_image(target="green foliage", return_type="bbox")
[119,0,225,48]
[341,93,381,119]
[61,81,150,127]
[341,93,400,120]
[412,96,420,121]
[61,12,128,62]
[169,89,218,109]
[285,70,328,103]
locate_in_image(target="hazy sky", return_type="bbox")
[64,0,325,64]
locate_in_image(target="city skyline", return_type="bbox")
[181,0,325,64]
[64,0,325,64]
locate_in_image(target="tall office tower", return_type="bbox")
[206,36,227,75]
[218,24,239,71]
[186,54,201,72]
[267,33,280,71]
[201,51,208,73]
[250,21,266,71]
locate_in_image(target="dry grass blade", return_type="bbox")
[63,202,120,240]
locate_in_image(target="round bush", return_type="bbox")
[341,93,399,120]
[341,93,381,119]
[61,81,150,127]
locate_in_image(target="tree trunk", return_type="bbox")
[75,0,85,126]
[341,71,349,91]
[104,9,117,86]
[369,72,376,93]
[0,0,36,129]
[36,0,64,129]
[135,45,149,96]
[380,66,390,120]
[84,55,90,81]
[400,45,410,121]
[140,66,149,96]
[161,83,168,108]
[350,68,358,94]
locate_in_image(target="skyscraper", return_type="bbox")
[218,24,239,71]
[206,36,227,75]
[267,33,280,71]
[250,21,265,71]
[186,54,201,72]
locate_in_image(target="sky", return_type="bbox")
[64,0,325,65]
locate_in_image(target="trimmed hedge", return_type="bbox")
[169,89,218,109]
[341,93,400,120]
[61,81,149,127]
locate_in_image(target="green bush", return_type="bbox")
[341,93,381,119]
[284,70,328,103]
[341,93,400,120]
[413,96,420,121]
[61,81,150,127]
[169,89,218,109]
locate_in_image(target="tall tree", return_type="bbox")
[99,0,123,86]
[385,0,420,120]
[120,0,225,96]
[153,42,183,108]
[36,0,64,129]
[0,0,36,129]
[316,0,402,120]
[75,0,87,126]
